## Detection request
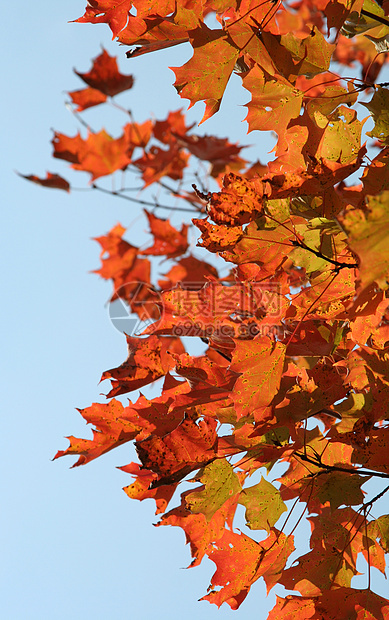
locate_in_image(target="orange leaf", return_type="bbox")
[171,23,239,123]
[135,415,218,483]
[230,337,286,419]
[133,144,189,186]
[140,210,189,257]
[54,399,140,467]
[75,48,134,97]
[101,334,182,397]
[204,172,264,226]
[158,493,238,566]
[75,0,133,38]
[120,462,178,514]
[68,86,107,111]
[201,528,293,609]
[52,129,132,180]
[73,129,132,180]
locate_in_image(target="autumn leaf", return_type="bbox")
[342,191,389,291]
[135,415,218,484]
[74,48,134,97]
[172,23,239,123]
[120,462,178,514]
[19,171,70,192]
[53,399,141,467]
[368,514,389,553]
[140,210,189,257]
[75,0,133,38]
[201,528,294,609]
[133,144,189,186]
[204,172,264,226]
[68,87,107,111]
[242,65,303,138]
[31,2,389,615]
[158,492,238,567]
[184,459,241,520]
[199,529,264,609]
[193,218,244,252]
[267,595,316,620]
[239,477,287,532]
[52,129,132,180]
[100,334,182,397]
[230,337,286,419]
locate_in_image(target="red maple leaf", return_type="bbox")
[140,210,189,257]
[74,48,134,97]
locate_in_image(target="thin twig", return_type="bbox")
[91,184,201,213]
[296,451,389,479]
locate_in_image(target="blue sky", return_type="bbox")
[3,2,388,619]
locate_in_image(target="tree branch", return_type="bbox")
[295,451,389,479]
[290,238,359,270]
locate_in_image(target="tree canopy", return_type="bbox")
[24,0,389,617]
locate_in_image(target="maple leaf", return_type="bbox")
[342,191,389,292]
[19,172,70,192]
[158,492,238,567]
[352,427,389,473]
[203,172,264,226]
[269,588,389,619]
[74,48,134,97]
[316,105,365,164]
[320,587,389,620]
[171,23,239,123]
[174,133,246,176]
[267,595,317,620]
[53,129,132,180]
[153,108,195,144]
[184,459,241,520]
[201,528,294,609]
[74,129,133,180]
[364,86,389,144]
[135,415,218,484]
[53,399,141,467]
[119,15,189,54]
[100,334,183,397]
[52,131,88,164]
[193,218,244,253]
[31,0,389,614]
[133,144,189,186]
[120,462,178,514]
[68,87,107,111]
[368,514,389,553]
[92,224,157,318]
[238,477,287,532]
[230,337,286,419]
[242,65,304,138]
[124,120,153,148]
[76,0,133,38]
[140,210,189,257]
[158,256,218,290]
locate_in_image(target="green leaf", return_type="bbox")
[368,514,389,552]
[239,477,287,532]
[317,106,364,164]
[343,191,389,291]
[364,87,389,144]
[315,471,365,510]
[185,458,241,521]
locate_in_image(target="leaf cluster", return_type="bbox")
[24,0,389,617]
